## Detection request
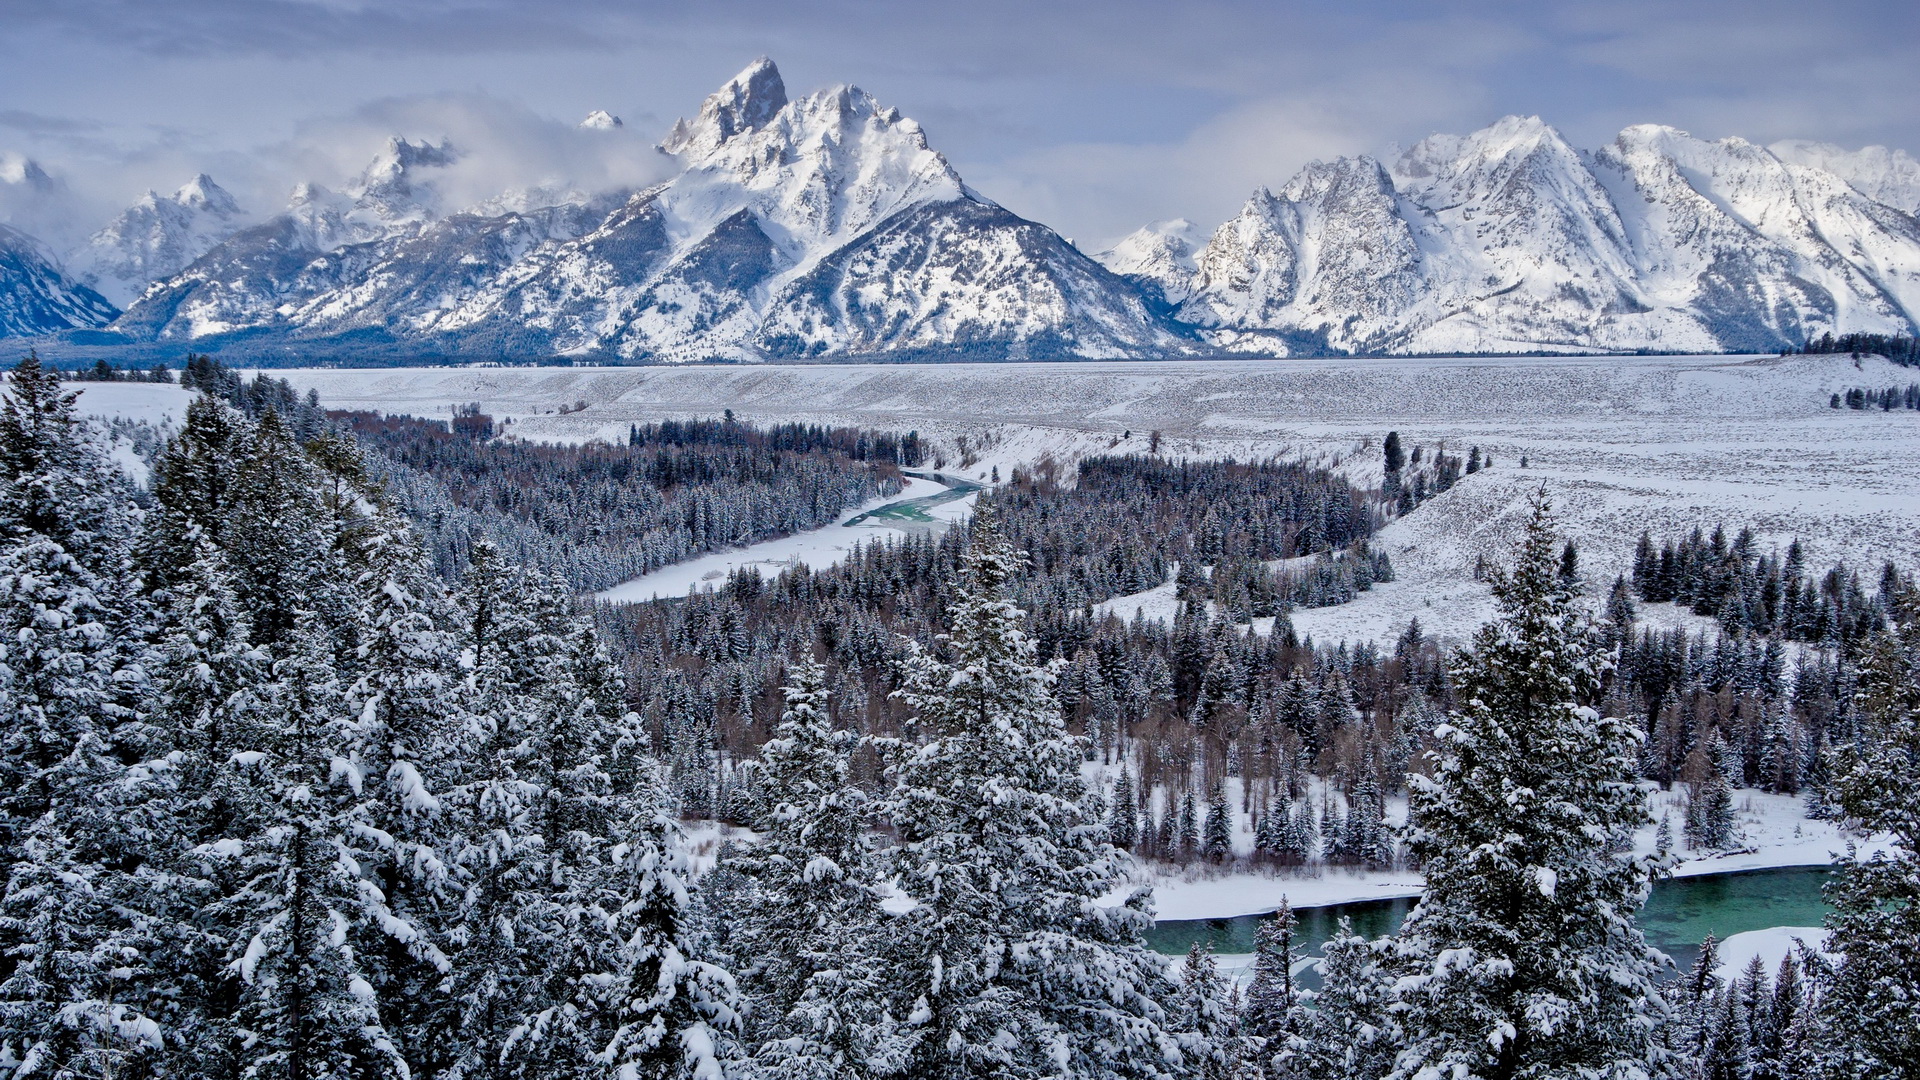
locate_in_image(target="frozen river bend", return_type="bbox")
[274,353,1920,645]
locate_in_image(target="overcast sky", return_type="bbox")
[1,0,1914,249]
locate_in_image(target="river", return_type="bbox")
[1146,865,1831,979]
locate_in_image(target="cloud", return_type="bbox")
[263,93,677,212]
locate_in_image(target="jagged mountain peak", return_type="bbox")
[580,110,624,131]
[1394,114,1580,190]
[662,57,789,158]
[173,173,241,216]
[1095,218,1201,304]
[1278,156,1393,201]
[352,137,457,206]
[71,172,250,307]
[0,154,56,192]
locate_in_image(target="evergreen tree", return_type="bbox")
[1385,493,1676,1080]
[721,654,892,1078]
[1202,785,1234,864]
[601,768,741,1080]
[876,515,1178,1078]
[1108,769,1139,849]
[1285,918,1391,1080]
[1815,581,1920,1075]
[1240,902,1299,1046]
[1171,944,1240,1079]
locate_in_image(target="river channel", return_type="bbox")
[1145,865,1831,979]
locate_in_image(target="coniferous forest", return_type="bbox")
[0,354,1915,1079]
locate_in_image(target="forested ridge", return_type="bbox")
[0,355,1915,1078]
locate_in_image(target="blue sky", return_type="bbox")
[0,0,1914,247]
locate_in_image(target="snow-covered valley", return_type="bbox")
[265,350,1920,648]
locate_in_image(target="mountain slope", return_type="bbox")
[0,224,119,337]
[69,175,246,308]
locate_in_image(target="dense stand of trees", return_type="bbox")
[1799,331,1920,365]
[341,411,910,591]
[1831,383,1920,411]
[1631,525,1893,646]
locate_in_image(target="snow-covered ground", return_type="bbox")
[263,352,1920,648]
[72,381,193,427]
[1714,926,1829,984]
[595,476,975,602]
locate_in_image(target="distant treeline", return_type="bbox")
[1831,383,1920,411]
[342,411,908,591]
[1800,331,1920,365]
[629,415,925,467]
[1631,525,1892,646]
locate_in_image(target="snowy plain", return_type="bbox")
[262,352,1920,648]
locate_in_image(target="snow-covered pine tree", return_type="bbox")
[1384,492,1677,1080]
[442,548,634,1080]
[338,506,463,1073]
[1283,917,1391,1080]
[717,654,892,1077]
[1109,769,1139,849]
[212,614,411,1080]
[1239,901,1299,1047]
[1685,766,1738,852]
[0,354,135,574]
[876,513,1178,1078]
[1202,785,1233,864]
[1176,789,1199,862]
[1171,943,1240,1079]
[0,356,166,1077]
[600,764,740,1080]
[1815,579,1920,1074]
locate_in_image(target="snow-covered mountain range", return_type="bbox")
[1124,118,1920,355]
[2,61,1918,359]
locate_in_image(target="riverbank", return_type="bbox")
[1139,785,1876,922]
[595,474,976,603]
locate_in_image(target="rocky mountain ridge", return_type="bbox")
[1,63,1917,359]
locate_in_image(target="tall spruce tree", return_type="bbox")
[719,654,894,1078]
[1815,580,1920,1076]
[876,514,1179,1078]
[1385,492,1676,1080]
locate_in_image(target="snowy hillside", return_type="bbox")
[1160,118,1920,355]
[106,59,1186,361]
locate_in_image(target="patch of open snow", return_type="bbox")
[595,476,952,602]
[1714,926,1831,985]
[70,382,194,427]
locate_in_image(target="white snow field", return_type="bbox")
[269,351,1920,647]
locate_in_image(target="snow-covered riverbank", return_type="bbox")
[593,475,974,603]
[1141,785,1873,921]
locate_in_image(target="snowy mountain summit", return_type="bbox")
[1105,117,1920,355]
[105,58,1181,361]
[69,174,246,307]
